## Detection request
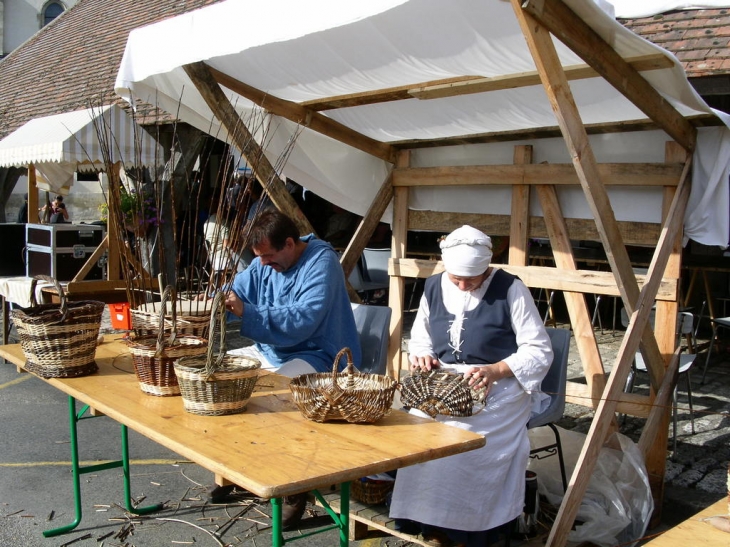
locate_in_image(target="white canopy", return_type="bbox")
[610,1,730,18]
[115,0,730,247]
[0,104,162,193]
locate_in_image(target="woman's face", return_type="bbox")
[447,271,488,292]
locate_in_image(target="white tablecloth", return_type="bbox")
[0,277,55,307]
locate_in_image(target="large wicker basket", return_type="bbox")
[126,286,207,396]
[11,276,104,378]
[174,293,261,416]
[131,300,211,338]
[399,370,487,418]
[289,347,397,423]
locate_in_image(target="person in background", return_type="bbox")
[40,195,69,224]
[389,225,553,547]
[16,193,28,223]
[212,210,361,529]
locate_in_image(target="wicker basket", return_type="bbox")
[289,347,397,423]
[351,478,394,505]
[174,293,261,415]
[399,370,487,418]
[11,276,104,378]
[126,286,207,396]
[131,300,210,338]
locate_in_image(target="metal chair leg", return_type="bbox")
[701,324,718,384]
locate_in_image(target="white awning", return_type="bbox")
[0,104,161,169]
[115,0,730,247]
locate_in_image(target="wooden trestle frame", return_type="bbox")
[175,1,717,545]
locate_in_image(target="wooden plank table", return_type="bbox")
[642,497,729,546]
[0,335,485,546]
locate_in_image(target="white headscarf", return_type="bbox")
[440,225,493,277]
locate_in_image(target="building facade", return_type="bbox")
[1,0,77,58]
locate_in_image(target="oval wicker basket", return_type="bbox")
[289,347,397,423]
[174,293,261,416]
[11,276,104,378]
[126,286,207,396]
[399,370,487,418]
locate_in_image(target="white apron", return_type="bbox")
[389,376,531,531]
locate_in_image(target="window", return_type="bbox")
[43,2,65,27]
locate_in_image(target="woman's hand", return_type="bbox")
[410,355,440,372]
[464,365,495,394]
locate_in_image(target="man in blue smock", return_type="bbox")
[225,209,361,376]
[215,210,362,527]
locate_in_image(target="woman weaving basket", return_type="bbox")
[390,226,553,547]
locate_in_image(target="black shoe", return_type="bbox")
[281,493,308,530]
[207,483,236,503]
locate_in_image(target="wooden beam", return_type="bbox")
[409,54,674,100]
[566,381,653,417]
[71,236,109,283]
[408,210,663,246]
[389,259,678,301]
[341,171,394,278]
[207,65,396,164]
[509,146,532,266]
[521,0,697,152]
[183,62,316,236]
[537,184,607,404]
[391,114,718,150]
[392,162,683,187]
[298,54,671,108]
[387,153,411,377]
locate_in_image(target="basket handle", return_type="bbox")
[29,275,67,323]
[322,347,354,404]
[155,285,177,355]
[203,292,228,379]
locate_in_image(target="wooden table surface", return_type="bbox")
[0,335,485,499]
[643,497,729,546]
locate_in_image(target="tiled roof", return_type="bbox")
[0,0,223,140]
[620,9,730,79]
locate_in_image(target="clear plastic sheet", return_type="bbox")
[528,426,654,547]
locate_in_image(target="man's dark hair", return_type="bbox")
[55,195,64,202]
[249,210,299,250]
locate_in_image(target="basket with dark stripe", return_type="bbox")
[12,276,104,378]
[399,370,487,418]
[126,286,207,396]
[174,293,260,416]
[289,347,397,423]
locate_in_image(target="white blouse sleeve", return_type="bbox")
[502,279,554,392]
[407,292,435,364]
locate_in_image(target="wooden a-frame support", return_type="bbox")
[513,1,695,544]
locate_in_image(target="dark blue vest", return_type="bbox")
[425,269,518,364]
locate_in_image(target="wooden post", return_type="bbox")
[27,164,39,225]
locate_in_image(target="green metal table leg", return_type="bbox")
[43,396,163,537]
[339,482,350,547]
[272,497,284,547]
[121,424,164,515]
[43,396,84,537]
[272,484,350,546]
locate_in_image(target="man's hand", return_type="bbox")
[225,291,244,317]
[410,355,440,372]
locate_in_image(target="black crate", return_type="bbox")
[26,245,104,281]
[0,224,26,276]
[26,224,105,248]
